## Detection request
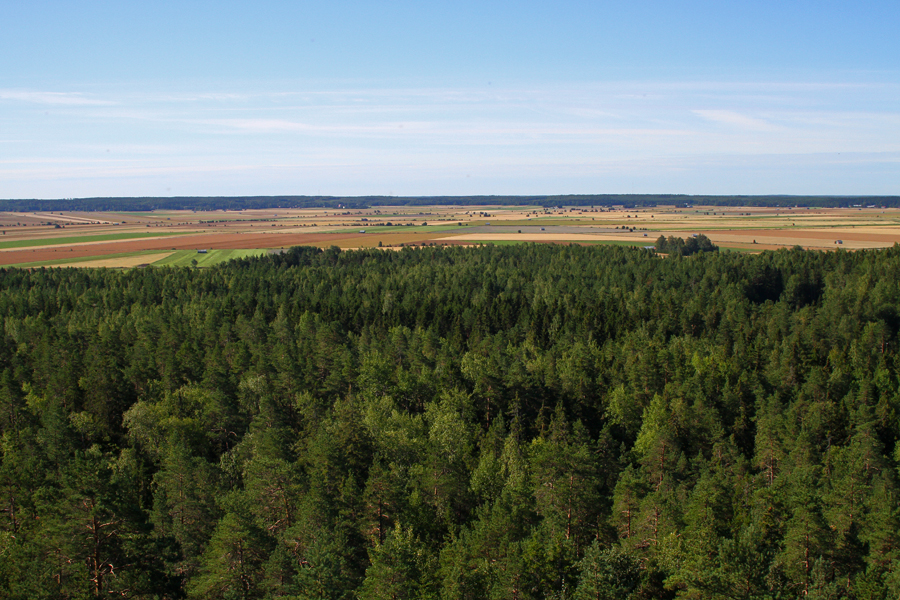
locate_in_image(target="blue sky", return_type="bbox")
[2,1,898,198]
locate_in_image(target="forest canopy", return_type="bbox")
[654,233,717,256]
[1,243,899,598]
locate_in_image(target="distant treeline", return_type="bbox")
[2,194,899,212]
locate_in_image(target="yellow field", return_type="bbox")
[39,252,176,268]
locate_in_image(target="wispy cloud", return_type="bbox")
[0,90,115,106]
[3,78,899,196]
[693,110,779,131]
[192,117,692,142]
[202,118,388,134]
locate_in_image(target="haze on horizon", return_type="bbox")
[2,1,898,199]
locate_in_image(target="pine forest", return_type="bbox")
[1,243,899,599]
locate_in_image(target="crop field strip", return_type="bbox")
[4,249,174,269]
[5,248,270,269]
[0,231,191,250]
[2,205,900,267]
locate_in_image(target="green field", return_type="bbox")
[152,249,268,267]
[0,231,188,250]
[718,246,763,252]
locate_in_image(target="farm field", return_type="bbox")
[153,249,269,267]
[1,204,899,266]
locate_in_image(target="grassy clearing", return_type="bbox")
[0,231,188,250]
[152,249,268,267]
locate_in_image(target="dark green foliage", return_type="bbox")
[654,233,717,256]
[2,243,900,598]
[574,543,641,600]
